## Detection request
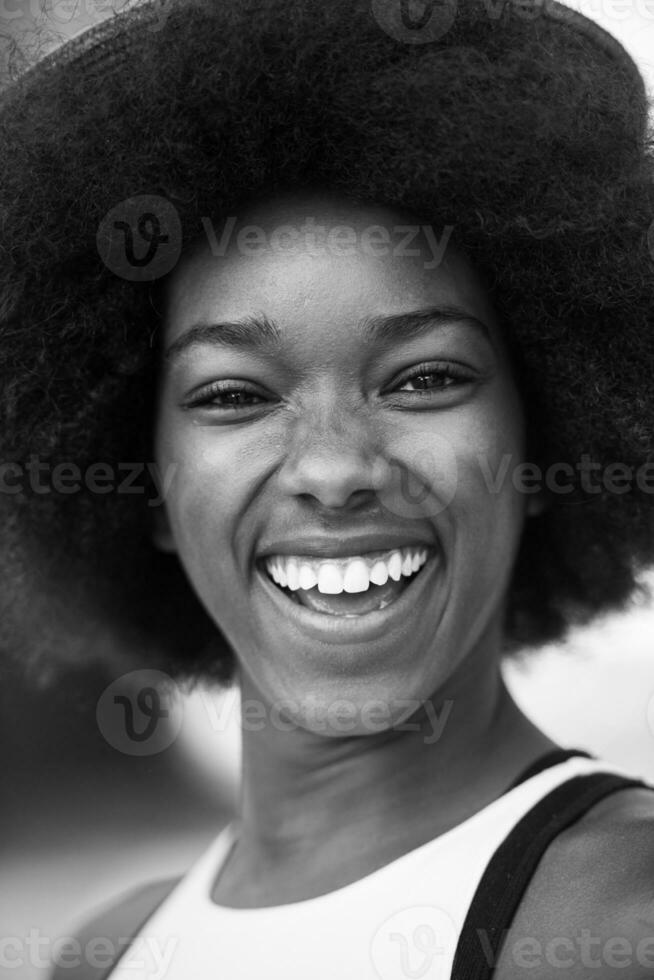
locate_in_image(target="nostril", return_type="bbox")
[277,443,383,508]
[298,486,379,512]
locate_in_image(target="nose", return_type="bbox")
[277,404,386,510]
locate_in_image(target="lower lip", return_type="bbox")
[254,550,442,645]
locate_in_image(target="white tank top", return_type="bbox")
[109,755,640,980]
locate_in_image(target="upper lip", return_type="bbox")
[257,532,437,561]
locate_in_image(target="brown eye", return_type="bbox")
[214,389,265,407]
[399,371,455,391]
[393,361,473,394]
[183,381,270,411]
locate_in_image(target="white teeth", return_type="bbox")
[317,563,343,594]
[342,559,369,594]
[369,560,389,586]
[264,546,431,596]
[298,563,318,590]
[388,552,402,582]
[286,559,300,591]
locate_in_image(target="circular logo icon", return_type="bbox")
[96,669,184,756]
[371,437,459,520]
[370,905,458,979]
[96,195,182,282]
[371,0,458,44]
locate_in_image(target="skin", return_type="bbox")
[151,192,654,959]
[495,786,654,978]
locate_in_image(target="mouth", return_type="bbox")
[256,546,435,619]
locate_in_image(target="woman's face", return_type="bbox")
[154,192,534,733]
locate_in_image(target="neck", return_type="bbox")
[231,639,555,866]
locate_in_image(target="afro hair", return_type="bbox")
[1,0,654,688]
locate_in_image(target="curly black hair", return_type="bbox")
[1,0,654,689]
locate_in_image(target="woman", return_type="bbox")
[2,0,654,977]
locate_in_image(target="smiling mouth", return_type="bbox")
[258,546,434,617]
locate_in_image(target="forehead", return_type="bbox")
[163,191,501,346]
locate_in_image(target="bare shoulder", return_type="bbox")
[48,877,181,980]
[495,786,654,979]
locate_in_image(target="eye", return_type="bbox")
[182,380,271,412]
[389,361,475,396]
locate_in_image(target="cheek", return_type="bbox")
[381,384,525,517]
[385,394,526,577]
[157,425,258,575]
[450,398,528,567]
[373,428,460,521]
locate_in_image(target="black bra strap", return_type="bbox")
[504,747,593,793]
[451,771,649,979]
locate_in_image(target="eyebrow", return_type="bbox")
[360,306,492,348]
[163,305,492,362]
[164,313,282,361]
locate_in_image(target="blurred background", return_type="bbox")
[1,2,654,979]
